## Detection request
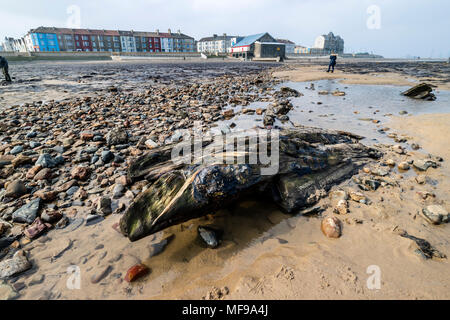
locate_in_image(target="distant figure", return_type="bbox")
[0,56,12,82]
[327,53,337,73]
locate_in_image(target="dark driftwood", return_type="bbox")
[401,83,436,100]
[120,127,381,241]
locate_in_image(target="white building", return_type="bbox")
[197,34,241,54]
[2,37,16,52]
[312,32,344,54]
[119,31,137,52]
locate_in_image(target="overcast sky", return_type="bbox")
[0,0,449,58]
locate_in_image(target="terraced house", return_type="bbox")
[20,27,195,53]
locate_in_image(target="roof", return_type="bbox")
[276,39,295,44]
[233,33,268,47]
[199,35,238,42]
[26,27,193,39]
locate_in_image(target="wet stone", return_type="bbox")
[12,198,41,224]
[421,205,449,225]
[198,226,222,249]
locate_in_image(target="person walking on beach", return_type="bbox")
[0,56,12,82]
[327,52,337,73]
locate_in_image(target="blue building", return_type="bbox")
[27,32,60,52]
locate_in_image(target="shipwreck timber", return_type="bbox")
[120,126,381,241]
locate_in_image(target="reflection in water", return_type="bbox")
[220,80,450,146]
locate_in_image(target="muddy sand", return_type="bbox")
[0,60,448,300]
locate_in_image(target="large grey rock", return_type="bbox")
[12,198,41,224]
[0,251,31,279]
[35,153,57,168]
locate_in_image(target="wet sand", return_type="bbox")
[1,60,449,300]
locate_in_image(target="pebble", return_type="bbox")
[398,162,410,170]
[0,251,31,279]
[321,217,342,238]
[5,180,27,198]
[421,205,449,225]
[198,226,222,248]
[124,264,150,282]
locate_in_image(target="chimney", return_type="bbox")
[213,34,217,38]
[156,29,159,35]
[223,33,227,37]
[168,28,171,35]
[177,29,181,35]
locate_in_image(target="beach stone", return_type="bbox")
[41,210,62,223]
[26,165,43,179]
[12,155,32,168]
[112,183,124,199]
[415,175,426,184]
[86,214,104,226]
[398,162,410,170]
[5,180,27,198]
[10,146,23,155]
[106,128,128,146]
[223,109,234,118]
[35,154,57,168]
[0,251,31,279]
[33,168,52,181]
[66,186,79,196]
[321,216,342,238]
[393,145,405,154]
[335,199,348,215]
[12,198,41,224]
[29,141,40,149]
[413,159,436,171]
[124,264,150,282]
[349,191,366,202]
[34,189,58,201]
[71,166,91,181]
[145,139,158,149]
[97,197,112,216]
[198,226,222,248]
[385,159,395,166]
[101,150,114,163]
[0,283,19,300]
[421,205,449,225]
[57,179,78,192]
[24,218,47,239]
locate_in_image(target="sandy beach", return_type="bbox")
[0,59,448,300]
